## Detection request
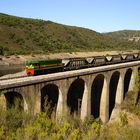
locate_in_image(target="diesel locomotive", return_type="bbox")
[25,53,140,76]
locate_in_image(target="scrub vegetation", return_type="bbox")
[1,80,140,140]
[0,107,102,140]
[0,13,140,56]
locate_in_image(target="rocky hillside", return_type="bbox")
[0,13,139,55]
[104,30,140,42]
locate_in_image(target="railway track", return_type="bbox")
[0,73,27,81]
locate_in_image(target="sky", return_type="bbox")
[0,0,140,32]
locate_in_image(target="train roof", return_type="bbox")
[26,58,62,65]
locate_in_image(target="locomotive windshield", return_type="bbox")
[26,61,39,70]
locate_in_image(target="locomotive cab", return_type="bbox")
[25,61,38,76]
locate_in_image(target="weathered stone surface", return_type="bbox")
[0,61,139,123]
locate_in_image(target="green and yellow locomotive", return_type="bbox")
[25,58,64,76]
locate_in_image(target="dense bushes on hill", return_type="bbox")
[0,13,140,55]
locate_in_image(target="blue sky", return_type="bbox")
[0,0,140,32]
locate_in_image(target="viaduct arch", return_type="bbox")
[0,63,139,123]
[91,74,104,119]
[109,71,120,118]
[124,68,133,98]
[4,92,24,111]
[67,78,85,116]
[41,84,59,117]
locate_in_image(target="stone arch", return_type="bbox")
[67,78,85,116]
[4,92,24,111]
[41,84,59,117]
[124,68,133,98]
[91,74,104,119]
[109,71,120,118]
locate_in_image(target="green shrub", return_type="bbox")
[119,112,128,126]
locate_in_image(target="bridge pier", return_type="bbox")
[0,94,6,109]
[115,70,125,105]
[81,75,92,120]
[128,67,137,92]
[100,72,110,123]
[54,79,72,119]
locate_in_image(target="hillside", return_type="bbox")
[0,13,140,55]
[0,13,107,55]
[105,30,140,42]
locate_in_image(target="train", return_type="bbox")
[25,53,140,76]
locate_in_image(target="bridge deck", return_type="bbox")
[0,61,140,90]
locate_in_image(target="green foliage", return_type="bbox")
[0,13,140,55]
[133,104,140,117]
[0,127,5,140]
[121,70,140,118]
[0,107,102,140]
[119,112,128,126]
[0,106,140,139]
[121,90,140,118]
[99,122,140,140]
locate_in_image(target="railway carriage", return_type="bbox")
[64,57,89,70]
[93,56,106,66]
[105,54,122,64]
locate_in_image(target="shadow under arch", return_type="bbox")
[124,68,133,99]
[4,92,24,111]
[109,71,120,118]
[136,67,140,104]
[91,74,104,119]
[67,78,85,116]
[138,67,140,75]
[41,84,59,117]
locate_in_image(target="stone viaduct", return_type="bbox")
[0,61,140,123]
